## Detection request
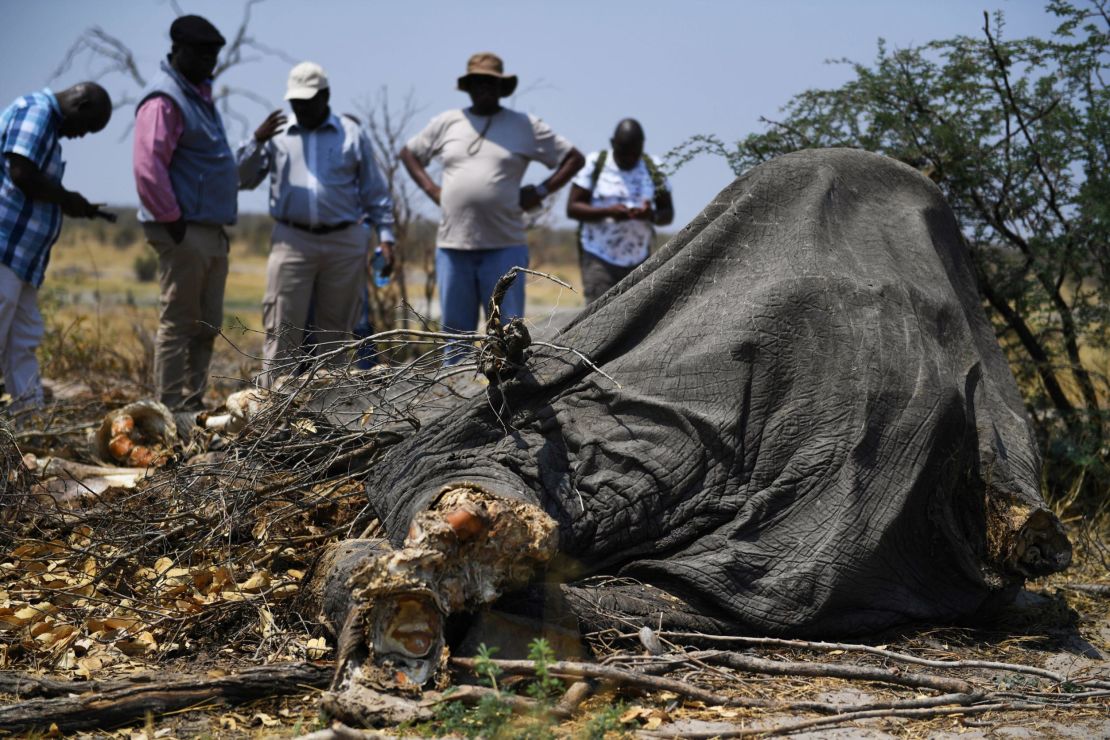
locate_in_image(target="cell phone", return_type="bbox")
[93,209,118,223]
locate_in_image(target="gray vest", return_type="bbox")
[136,61,237,225]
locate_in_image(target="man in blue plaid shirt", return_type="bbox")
[1,82,112,411]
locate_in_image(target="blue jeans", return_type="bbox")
[436,245,528,364]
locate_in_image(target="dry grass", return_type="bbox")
[39,233,585,397]
[45,233,268,325]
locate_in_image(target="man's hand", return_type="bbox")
[380,241,395,277]
[6,154,101,218]
[253,110,288,143]
[60,191,97,219]
[166,218,187,245]
[628,200,655,222]
[607,204,632,221]
[519,185,542,211]
[367,242,396,281]
[399,146,442,207]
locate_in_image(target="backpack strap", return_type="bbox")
[641,153,668,194]
[578,150,609,256]
[588,150,608,196]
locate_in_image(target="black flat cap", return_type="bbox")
[170,15,226,46]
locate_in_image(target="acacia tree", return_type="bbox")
[669,1,1108,498]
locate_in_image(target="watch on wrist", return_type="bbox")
[534,182,550,199]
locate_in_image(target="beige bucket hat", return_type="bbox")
[456,52,518,97]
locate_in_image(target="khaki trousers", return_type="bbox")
[261,222,368,387]
[144,222,229,409]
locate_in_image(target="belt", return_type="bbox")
[277,219,354,235]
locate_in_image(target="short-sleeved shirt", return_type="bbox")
[406,107,573,249]
[572,151,671,268]
[0,89,64,287]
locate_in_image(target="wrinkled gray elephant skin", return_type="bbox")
[364,148,1070,638]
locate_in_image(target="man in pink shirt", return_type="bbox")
[133,15,238,411]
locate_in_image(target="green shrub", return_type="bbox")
[666,0,1109,510]
[422,639,569,739]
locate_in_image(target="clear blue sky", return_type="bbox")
[3,0,1059,229]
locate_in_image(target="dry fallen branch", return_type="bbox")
[450,657,979,713]
[695,649,976,693]
[452,656,749,707]
[0,661,331,733]
[554,679,594,716]
[622,630,1108,688]
[0,671,136,699]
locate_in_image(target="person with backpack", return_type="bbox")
[567,119,674,304]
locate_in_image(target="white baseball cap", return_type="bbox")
[285,61,329,100]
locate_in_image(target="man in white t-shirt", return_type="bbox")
[400,52,584,363]
[567,119,674,303]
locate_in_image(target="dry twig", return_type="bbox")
[619,631,1109,689]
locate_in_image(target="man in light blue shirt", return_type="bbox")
[238,61,394,385]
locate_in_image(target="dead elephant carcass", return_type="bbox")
[322,148,1071,691]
